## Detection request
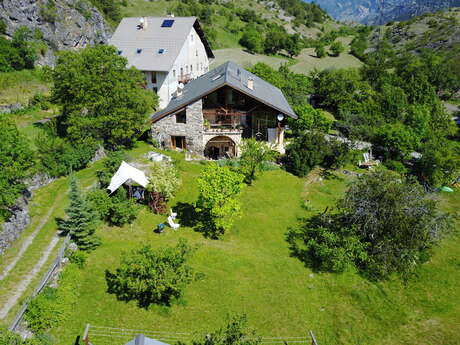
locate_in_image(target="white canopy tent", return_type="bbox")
[107,161,149,194]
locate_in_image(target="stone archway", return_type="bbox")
[204,136,236,159]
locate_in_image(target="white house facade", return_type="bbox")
[109,17,214,109]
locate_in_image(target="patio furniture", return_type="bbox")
[167,216,180,230]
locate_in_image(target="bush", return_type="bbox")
[36,131,98,177]
[239,139,275,184]
[106,239,196,307]
[68,249,88,268]
[384,159,408,175]
[315,45,326,58]
[287,214,368,273]
[29,92,52,110]
[330,41,345,56]
[284,131,328,177]
[87,188,139,226]
[25,264,80,333]
[96,151,125,188]
[146,163,181,214]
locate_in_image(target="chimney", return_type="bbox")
[247,78,254,90]
[139,17,148,30]
[135,334,145,345]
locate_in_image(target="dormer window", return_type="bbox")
[136,49,142,54]
[117,50,122,55]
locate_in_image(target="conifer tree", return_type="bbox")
[59,177,101,251]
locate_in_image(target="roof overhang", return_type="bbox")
[151,83,297,123]
[193,20,214,59]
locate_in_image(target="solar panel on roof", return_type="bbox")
[158,49,165,54]
[161,19,174,27]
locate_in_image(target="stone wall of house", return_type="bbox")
[151,100,204,155]
[203,130,243,157]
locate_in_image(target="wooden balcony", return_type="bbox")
[178,73,193,84]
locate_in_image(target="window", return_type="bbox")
[173,69,176,77]
[117,50,122,55]
[171,136,186,150]
[180,67,183,77]
[196,50,198,57]
[186,65,188,73]
[158,48,165,54]
[136,48,142,54]
[153,87,158,93]
[200,62,203,71]
[161,19,174,27]
[151,72,156,84]
[190,64,193,72]
[176,110,186,124]
[197,63,199,71]
[191,34,194,41]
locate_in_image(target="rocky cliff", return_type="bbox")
[0,0,110,65]
[305,0,460,24]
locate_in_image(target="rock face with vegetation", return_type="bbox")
[305,0,460,24]
[0,0,109,65]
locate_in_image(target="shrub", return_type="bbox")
[192,315,261,345]
[0,117,33,220]
[287,214,368,273]
[68,250,88,268]
[106,239,196,307]
[147,163,181,214]
[25,264,80,333]
[36,131,98,177]
[96,151,125,188]
[330,41,345,56]
[315,45,326,58]
[196,164,244,239]
[239,139,275,184]
[29,92,52,110]
[284,131,328,177]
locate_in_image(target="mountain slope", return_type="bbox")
[0,0,109,65]
[305,0,460,24]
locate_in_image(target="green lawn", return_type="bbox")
[0,70,50,106]
[38,151,460,345]
[211,48,290,70]
[290,37,363,75]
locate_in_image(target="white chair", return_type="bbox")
[169,208,177,219]
[167,216,180,230]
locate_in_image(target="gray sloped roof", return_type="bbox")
[125,334,170,345]
[151,61,297,121]
[109,17,213,72]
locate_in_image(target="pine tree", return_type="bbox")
[59,177,101,251]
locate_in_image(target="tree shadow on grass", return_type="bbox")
[173,202,200,228]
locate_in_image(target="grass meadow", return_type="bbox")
[23,143,457,345]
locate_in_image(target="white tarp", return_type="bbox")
[107,161,149,194]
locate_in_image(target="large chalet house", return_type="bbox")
[151,61,297,159]
[109,16,214,109]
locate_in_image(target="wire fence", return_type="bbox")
[83,324,319,345]
[8,234,71,332]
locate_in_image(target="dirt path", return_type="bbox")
[0,234,60,320]
[0,202,58,282]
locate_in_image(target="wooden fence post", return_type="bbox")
[82,323,90,345]
[309,330,318,345]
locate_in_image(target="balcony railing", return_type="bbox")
[178,73,193,84]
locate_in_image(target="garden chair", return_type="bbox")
[167,216,180,230]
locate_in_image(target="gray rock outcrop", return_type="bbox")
[0,0,110,66]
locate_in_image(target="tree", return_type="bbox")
[289,170,452,280]
[239,139,275,185]
[196,164,244,239]
[239,26,264,54]
[147,163,181,213]
[191,315,261,345]
[105,239,195,307]
[315,45,326,58]
[58,177,101,251]
[330,41,345,56]
[418,137,460,187]
[285,33,302,57]
[96,150,125,188]
[289,104,333,134]
[52,45,156,148]
[0,117,33,220]
[284,131,329,177]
